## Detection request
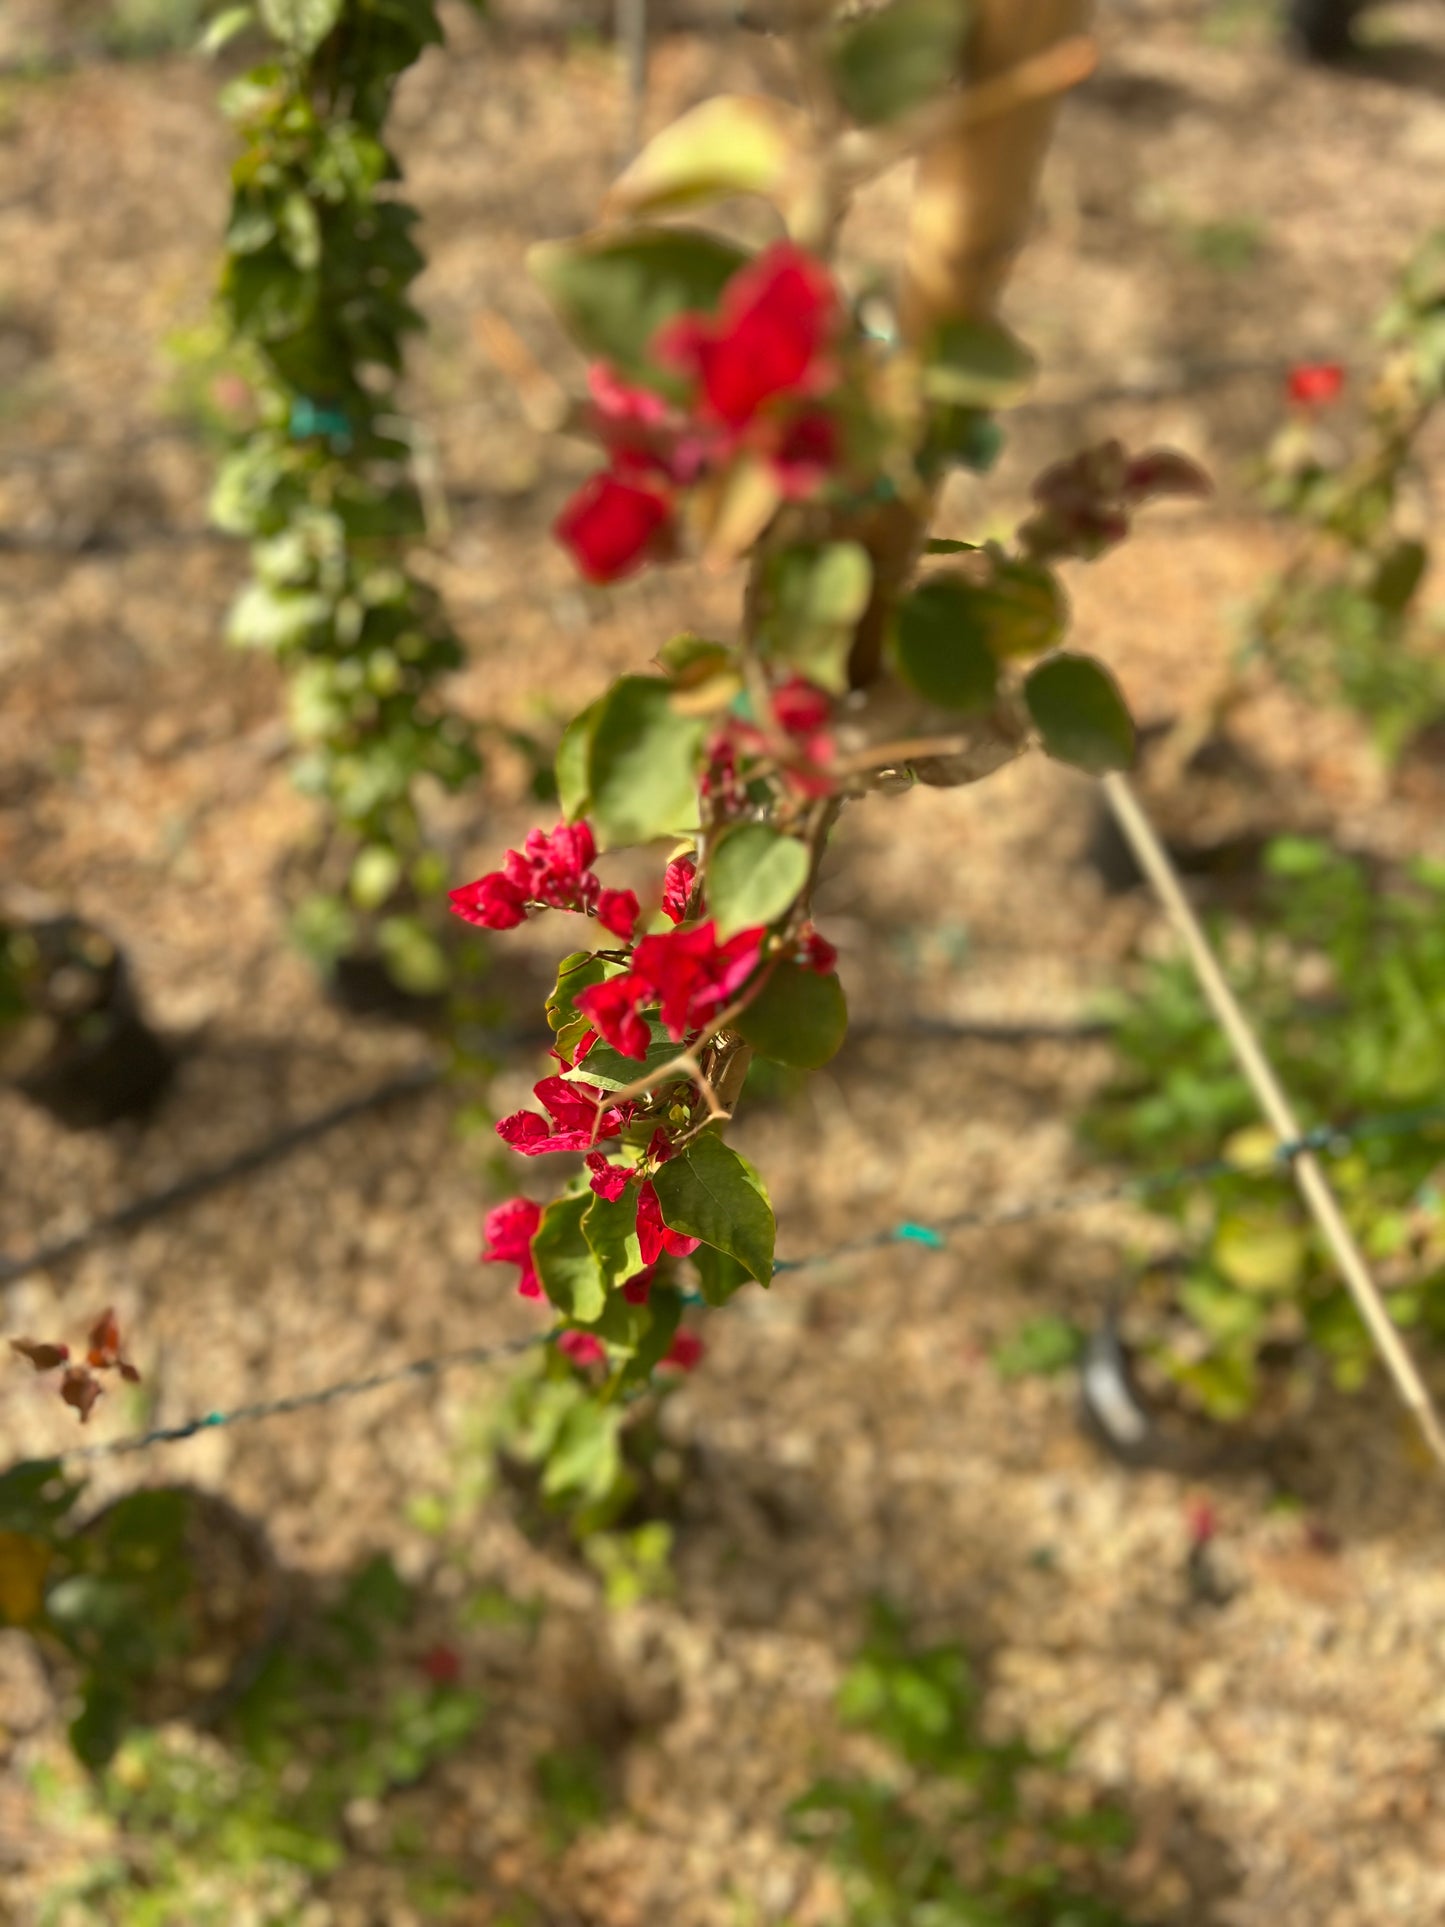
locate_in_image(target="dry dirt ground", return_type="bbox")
[3,2,1445,1922]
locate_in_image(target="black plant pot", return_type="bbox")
[274,844,454,1029]
[40,1486,287,1765]
[4,919,173,1129]
[1286,0,1364,61]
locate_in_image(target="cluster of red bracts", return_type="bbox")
[448,820,638,940]
[10,1307,140,1424]
[554,243,845,585]
[457,818,835,1365]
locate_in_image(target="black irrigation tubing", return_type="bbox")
[0,1062,442,1290]
[31,1100,1445,1466]
[0,1015,1105,1291]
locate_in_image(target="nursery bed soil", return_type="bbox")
[3,3,1445,1922]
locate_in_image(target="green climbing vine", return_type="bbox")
[211,0,481,998]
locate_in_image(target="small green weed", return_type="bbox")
[1085,837,1445,1416]
[788,1603,1137,1926]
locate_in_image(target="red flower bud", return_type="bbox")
[554,472,672,584]
[1286,362,1345,408]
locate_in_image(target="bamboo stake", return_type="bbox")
[1102,771,1445,1470]
[901,0,1095,338]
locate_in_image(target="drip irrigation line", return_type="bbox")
[0,1016,1104,1290]
[59,1333,546,1464]
[28,1100,1445,1466]
[0,1063,441,1289]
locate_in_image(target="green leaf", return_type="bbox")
[586,677,705,849]
[924,538,979,555]
[1024,652,1135,774]
[658,635,741,713]
[925,317,1037,408]
[547,952,609,1034]
[350,845,402,911]
[556,699,602,822]
[1214,1216,1308,1295]
[977,560,1066,659]
[706,825,810,939]
[619,1288,684,1385]
[531,1196,607,1323]
[582,1187,645,1293]
[651,1133,775,1285]
[891,576,999,711]
[259,0,341,55]
[226,583,331,653]
[606,94,806,217]
[992,1316,1084,1379]
[691,1244,751,1308]
[827,0,970,126]
[735,963,847,1069]
[542,1399,622,1506]
[757,543,873,694]
[565,1030,686,1094]
[1371,539,1427,616]
[528,228,748,389]
[377,916,449,997]
[199,5,254,55]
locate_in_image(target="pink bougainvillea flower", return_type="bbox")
[449,869,530,931]
[659,1329,706,1373]
[581,919,765,1058]
[771,676,832,740]
[481,1197,543,1299]
[637,1180,701,1266]
[1286,362,1345,408]
[700,735,745,817]
[450,820,636,940]
[660,854,698,926]
[554,471,673,584]
[558,1330,606,1367]
[660,243,837,430]
[1185,1497,1220,1547]
[576,972,654,1061]
[585,1152,632,1202]
[622,1269,655,1305]
[630,920,766,1040]
[769,407,842,498]
[496,1075,629,1157]
[798,925,837,975]
[747,675,836,798]
[585,364,713,489]
[595,887,640,940]
[418,1643,463,1686]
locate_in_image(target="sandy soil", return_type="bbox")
[3,2,1445,1921]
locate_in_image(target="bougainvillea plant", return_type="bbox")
[451,2,1207,1388]
[1247,227,1445,757]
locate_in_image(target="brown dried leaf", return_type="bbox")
[9,1338,70,1373]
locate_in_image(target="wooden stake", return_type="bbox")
[1102,771,1445,1470]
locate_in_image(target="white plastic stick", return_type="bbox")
[1102,771,1445,1469]
[616,0,647,162]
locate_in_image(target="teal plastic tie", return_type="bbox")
[289,397,352,443]
[894,1223,945,1249]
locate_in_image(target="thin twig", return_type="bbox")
[835,33,1099,191]
[1102,771,1445,1471]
